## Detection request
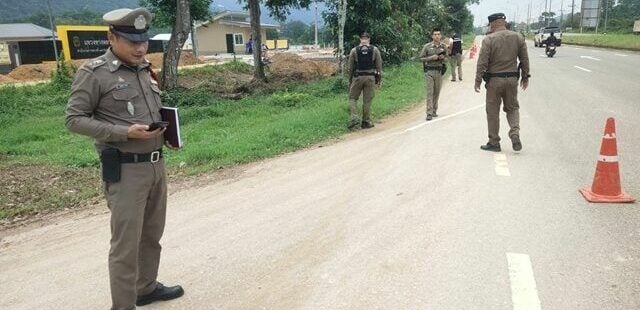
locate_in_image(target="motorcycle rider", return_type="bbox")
[546,32,558,55]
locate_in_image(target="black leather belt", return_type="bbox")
[354,72,376,76]
[486,72,520,78]
[120,150,163,163]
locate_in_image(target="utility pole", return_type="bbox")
[604,0,609,33]
[314,0,319,49]
[191,18,199,57]
[46,0,60,69]
[548,0,553,26]
[570,0,575,29]
[560,0,564,30]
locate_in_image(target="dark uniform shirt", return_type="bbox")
[420,42,448,66]
[66,49,164,154]
[475,30,530,87]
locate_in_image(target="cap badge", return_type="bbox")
[134,15,147,30]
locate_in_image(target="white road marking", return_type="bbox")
[494,154,511,176]
[580,56,601,61]
[574,66,592,72]
[507,253,542,310]
[404,104,484,132]
[615,53,628,57]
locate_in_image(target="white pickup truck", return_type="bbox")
[534,27,562,47]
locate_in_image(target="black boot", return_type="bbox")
[511,135,522,151]
[480,143,501,152]
[136,283,184,306]
[361,120,375,129]
[347,118,360,129]
[426,114,433,121]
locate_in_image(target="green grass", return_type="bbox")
[463,34,476,49]
[0,62,427,219]
[562,33,640,50]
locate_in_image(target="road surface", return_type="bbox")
[1,38,639,309]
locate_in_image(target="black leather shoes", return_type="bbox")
[426,115,433,121]
[361,120,375,129]
[433,113,439,117]
[347,119,360,129]
[511,135,522,151]
[136,282,184,307]
[480,143,501,152]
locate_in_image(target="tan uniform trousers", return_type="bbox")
[425,70,443,116]
[485,77,520,144]
[349,75,376,122]
[105,159,167,310]
[450,54,463,80]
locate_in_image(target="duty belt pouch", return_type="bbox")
[100,148,121,183]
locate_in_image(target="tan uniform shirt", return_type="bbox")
[347,44,383,78]
[66,49,164,154]
[420,42,448,66]
[475,30,530,87]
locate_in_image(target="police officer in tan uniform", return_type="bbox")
[420,28,448,121]
[347,32,383,129]
[65,8,183,309]
[449,32,463,82]
[475,13,530,152]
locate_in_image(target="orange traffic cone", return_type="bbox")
[580,118,635,203]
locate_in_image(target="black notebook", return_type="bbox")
[160,107,183,148]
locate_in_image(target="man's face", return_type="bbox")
[360,37,370,45]
[432,31,442,42]
[108,31,149,65]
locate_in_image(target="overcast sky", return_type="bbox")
[213,0,584,27]
[469,0,583,26]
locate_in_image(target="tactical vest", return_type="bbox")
[451,38,462,55]
[356,45,375,71]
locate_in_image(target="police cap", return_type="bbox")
[488,13,506,23]
[103,8,153,42]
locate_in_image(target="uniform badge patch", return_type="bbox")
[127,101,135,116]
[134,15,147,30]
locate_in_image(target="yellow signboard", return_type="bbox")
[0,42,10,64]
[56,25,109,61]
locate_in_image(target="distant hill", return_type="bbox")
[0,0,138,22]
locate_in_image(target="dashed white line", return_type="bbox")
[494,154,511,176]
[507,253,542,310]
[580,56,601,61]
[574,65,592,72]
[615,53,628,57]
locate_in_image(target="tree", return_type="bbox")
[324,0,476,65]
[140,0,213,90]
[240,0,314,82]
[282,20,310,44]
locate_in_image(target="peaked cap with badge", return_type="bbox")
[103,8,153,42]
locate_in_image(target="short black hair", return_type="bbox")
[431,28,441,35]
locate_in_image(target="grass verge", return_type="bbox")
[0,62,427,220]
[562,33,640,51]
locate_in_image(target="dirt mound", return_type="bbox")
[0,74,17,84]
[8,64,55,81]
[146,52,203,69]
[269,53,338,80]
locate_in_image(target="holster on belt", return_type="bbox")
[100,148,121,183]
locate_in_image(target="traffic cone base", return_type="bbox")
[579,188,635,203]
[580,118,635,204]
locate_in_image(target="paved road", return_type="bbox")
[1,38,639,309]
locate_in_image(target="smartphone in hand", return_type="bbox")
[147,121,169,131]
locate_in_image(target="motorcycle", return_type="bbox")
[546,43,557,58]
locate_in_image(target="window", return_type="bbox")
[234,33,244,45]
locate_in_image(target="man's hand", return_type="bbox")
[127,124,164,139]
[438,55,446,60]
[475,84,482,93]
[520,79,529,91]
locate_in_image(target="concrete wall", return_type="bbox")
[196,20,268,55]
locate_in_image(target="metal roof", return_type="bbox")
[0,23,55,41]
